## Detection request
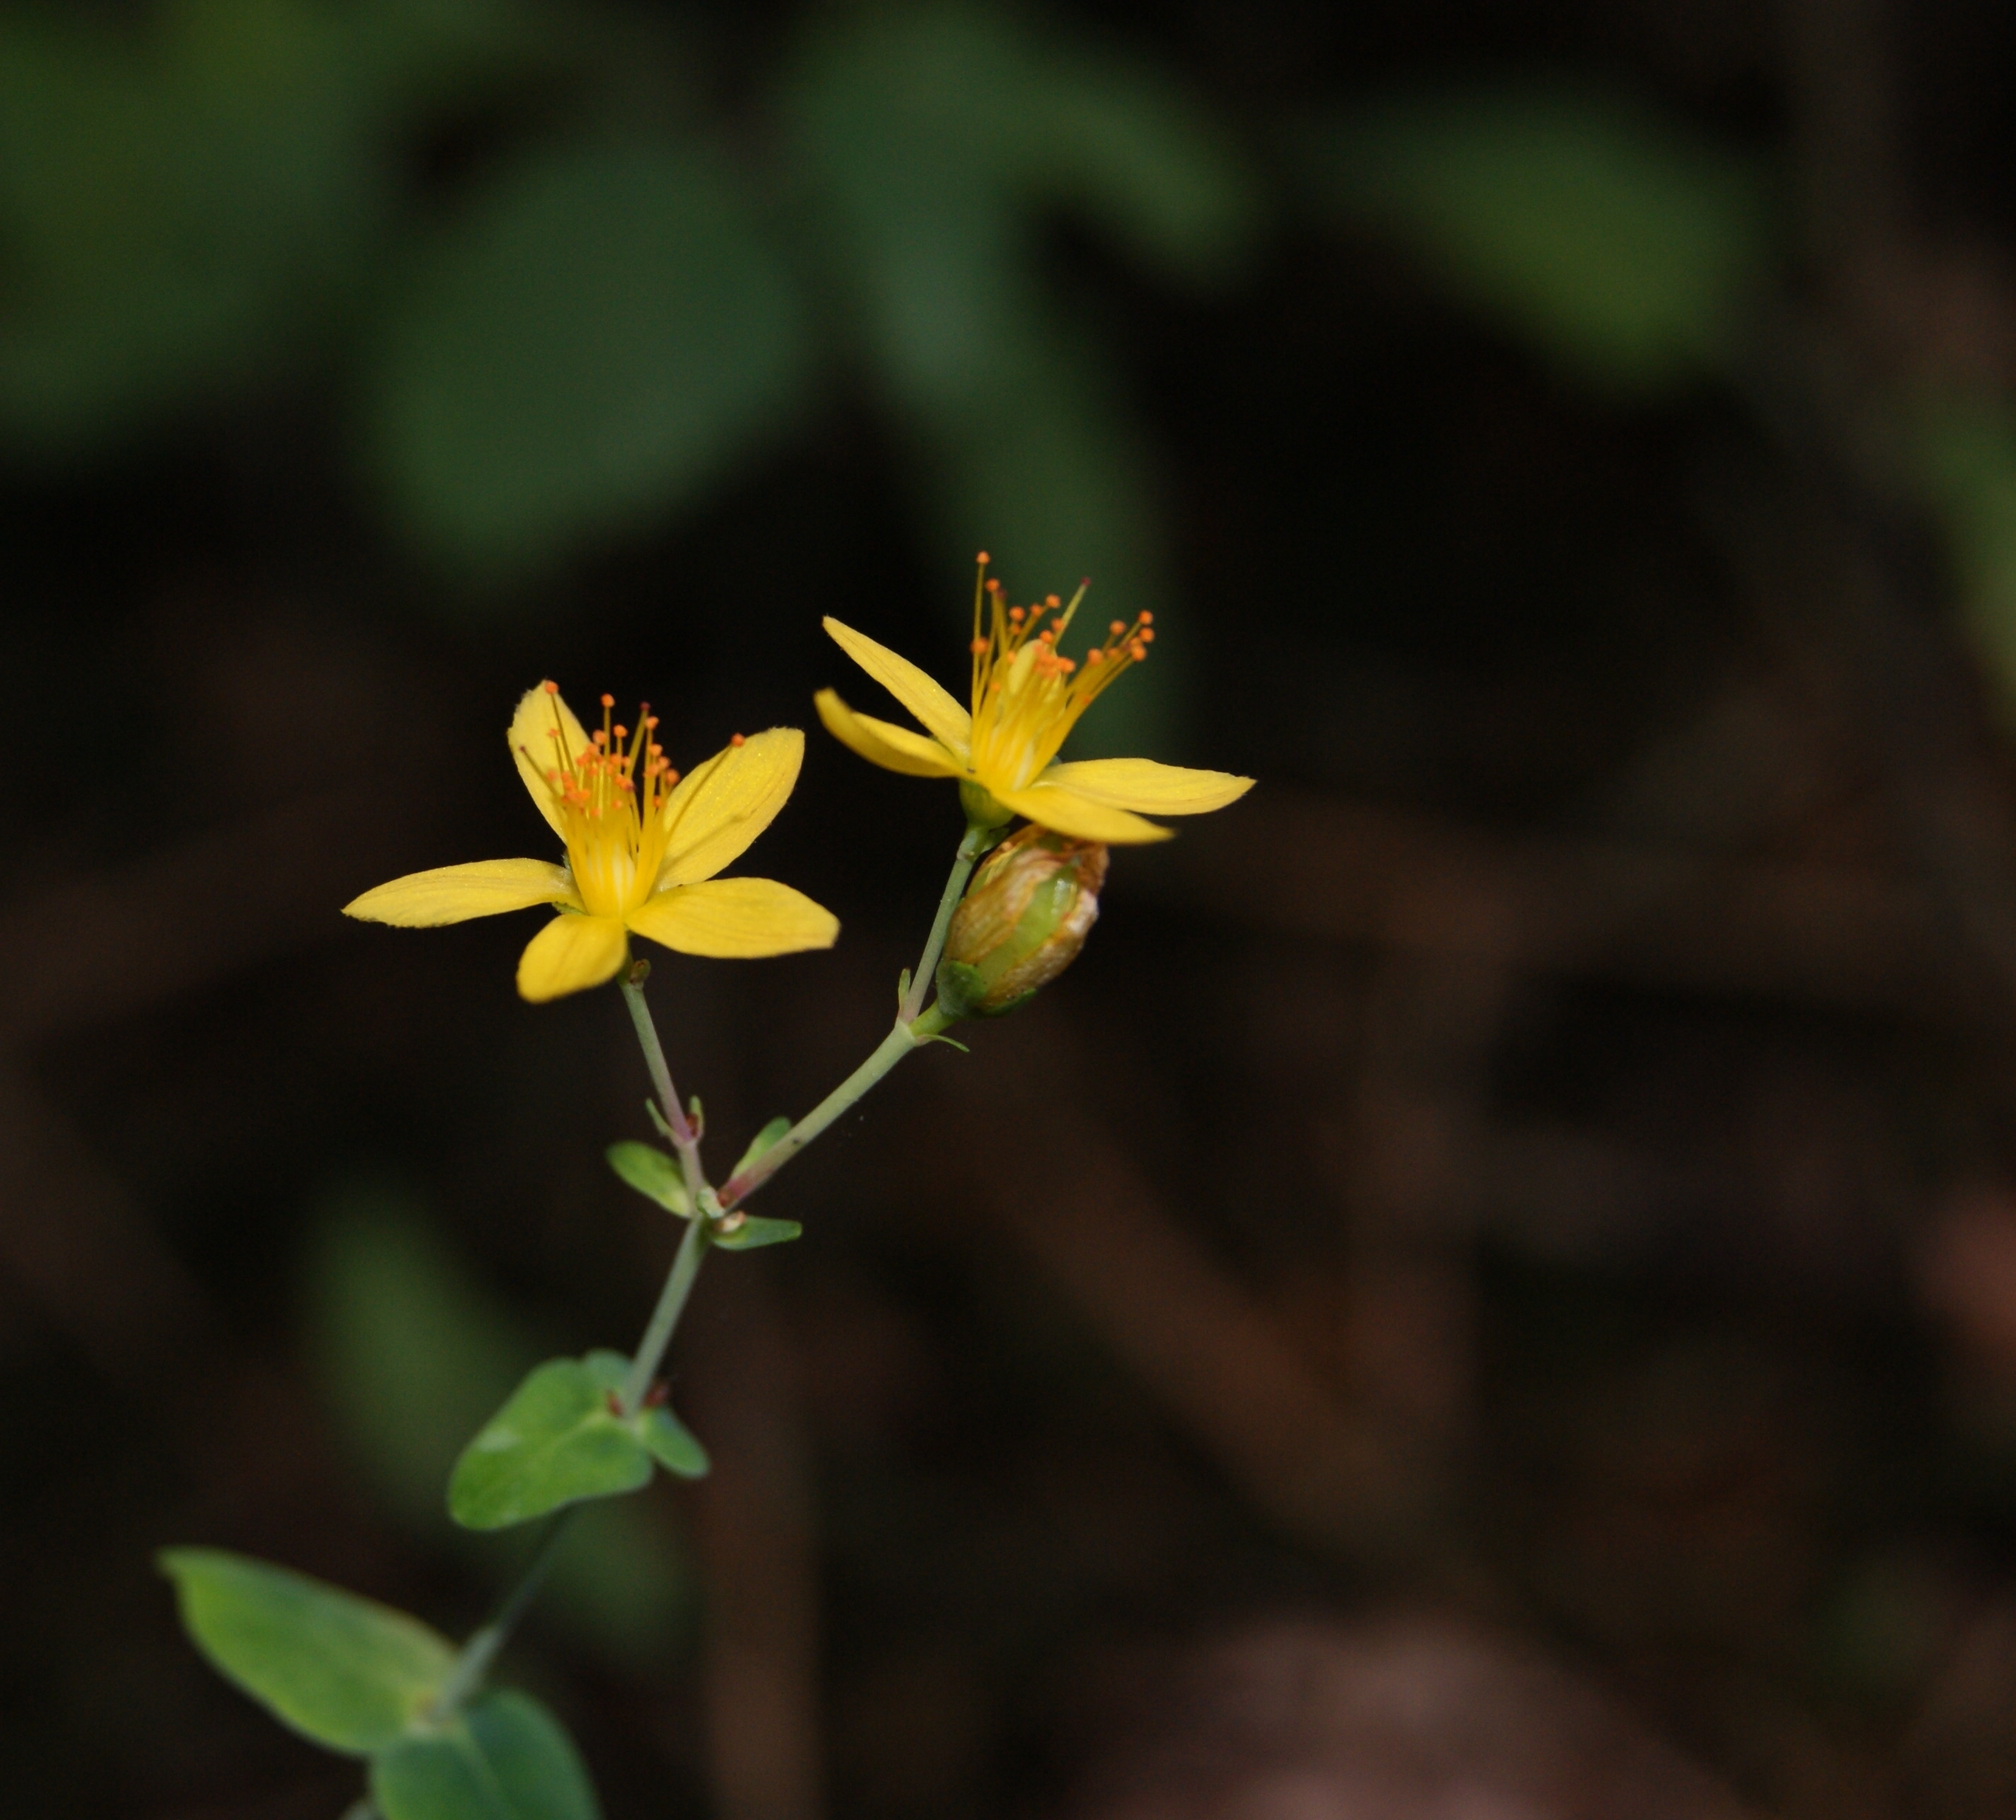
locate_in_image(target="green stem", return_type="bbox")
[619,1203,709,1414]
[719,832,981,1208]
[621,971,709,1197]
[899,822,989,1022]
[435,979,718,1717]
[433,1511,572,1716]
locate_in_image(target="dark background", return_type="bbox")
[12,1,2016,1815]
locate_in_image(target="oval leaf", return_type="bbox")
[372,1687,600,1820]
[639,1403,709,1479]
[729,1115,792,1181]
[605,1140,690,1216]
[160,1548,455,1755]
[449,1354,654,1531]
[711,1214,803,1252]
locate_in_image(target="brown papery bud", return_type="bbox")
[936,825,1108,1017]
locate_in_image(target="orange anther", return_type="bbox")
[970,637,989,654]
[1138,611,1154,624]
[730,732,746,746]
[1046,594,1060,607]
[976,550,990,564]
[988,578,1003,592]
[543,680,559,694]
[1139,628,1154,642]
[1086,648,1105,663]
[600,693,615,708]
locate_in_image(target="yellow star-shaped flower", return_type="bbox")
[814,564,1252,842]
[345,683,839,1001]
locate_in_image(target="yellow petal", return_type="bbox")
[516,912,629,1001]
[1040,756,1254,815]
[628,877,839,958]
[656,727,804,889]
[343,858,578,926]
[814,689,963,778]
[992,784,1172,844]
[509,685,592,840]
[821,617,972,756]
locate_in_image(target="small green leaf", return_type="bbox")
[449,1351,707,1529]
[645,1099,674,1143]
[729,1116,792,1181]
[160,1548,454,1755]
[711,1215,804,1252]
[638,1404,710,1478]
[371,1687,600,1820]
[604,1141,690,1216]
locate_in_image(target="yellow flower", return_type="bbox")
[814,561,1252,842]
[345,683,839,1001]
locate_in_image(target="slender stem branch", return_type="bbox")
[899,822,989,1022]
[433,1511,573,1716]
[622,972,708,1195]
[721,830,980,1207]
[620,1204,709,1413]
[723,1022,914,1207]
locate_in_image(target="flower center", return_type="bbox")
[965,558,1153,790]
[528,683,680,919]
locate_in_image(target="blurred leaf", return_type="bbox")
[605,1140,690,1216]
[779,1,1258,757]
[371,1688,600,1820]
[364,136,811,577]
[0,0,540,454]
[1919,394,2016,720]
[449,1349,706,1532]
[711,1214,803,1252]
[1312,82,1770,395]
[728,1116,792,1181]
[1038,51,1260,287]
[160,1548,454,1755]
[306,1195,691,1663]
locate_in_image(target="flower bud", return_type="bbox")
[935,825,1108,1018]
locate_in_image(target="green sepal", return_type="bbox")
[933,960,987,1020]
[729,1116,792,1181]
[958,780,1014,829]
[449,1351,708,1531]
[644,1100,675,1143]
[711,1214,803,1252]
[159,1548,455,1755]
[604,1141,690,1216]
[370,1687,600,1820]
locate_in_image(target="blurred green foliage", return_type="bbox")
[162,1546,459,1754]
[371,1686,600,1820]
[0,0,1261,750]
[1311,82,1771,396]
[308,1193,691,1667]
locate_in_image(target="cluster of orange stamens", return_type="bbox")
[963,554,1153,791]
[531,680,680,825]
[968,553,1152,709]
